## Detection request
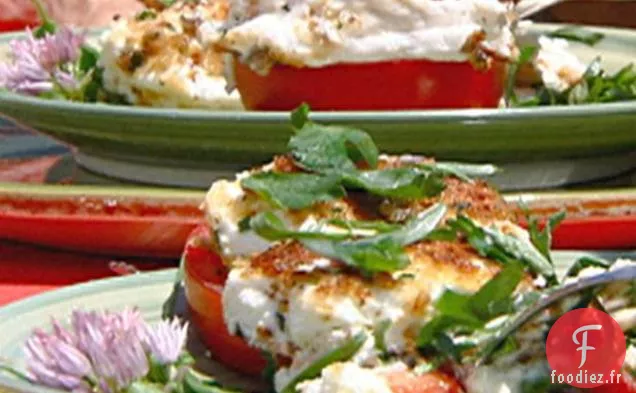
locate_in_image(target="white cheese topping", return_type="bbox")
[297,362,393,393]
[100,2,243,109]
[203,175,272,257]
[534,36,587,92]
[209,0,516,69]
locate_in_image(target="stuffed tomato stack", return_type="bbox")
[207,0,517,110]
[179,108,636,393]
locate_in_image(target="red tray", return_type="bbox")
[0,184,634,258]
[0,184,203,257]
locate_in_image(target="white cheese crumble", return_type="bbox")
[534,36,587,93]
[100,2,244,109]
[297,362,393,393]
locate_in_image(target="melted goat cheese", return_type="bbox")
[100,1,243,109]
[208,0,516,69]
[297,362,394,393]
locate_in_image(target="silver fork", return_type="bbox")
[516,0,568,19]
[477,263,636,366]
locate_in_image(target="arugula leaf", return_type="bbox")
[417,261,525,355]
[419,162,500,183]
[281,333,367,393]
[506,45,538,106]
[564,256,610,278]
[451,216,555,278]
[249,212,351,241]
[526,210,566,263]
[548,26,605,46]
[302,204,446,274]
[425,227,458,241]
[469,260,525,320]
[303,236,409,274]
[375,203,447,246]
[289,123,379,173]
[291,103,310,129]
[342,168,445,200]
[241,172,345,210]
[324,219,400,234]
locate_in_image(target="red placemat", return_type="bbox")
[0,240,176,306]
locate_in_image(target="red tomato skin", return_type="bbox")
[590,374,636,393]
[385,371,464,393]
[183,225,267,376]
[234,59,506,111]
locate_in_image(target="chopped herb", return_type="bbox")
[289,123,379,173]
[450,216,555,279]
[280,332,367,393]
[506,45,538,106]
[136,10,158,21]
[548,26,605,46]
[302,204,446,274]
[128,51,145,72]
[241,172,345,210]
[342,168,445,200]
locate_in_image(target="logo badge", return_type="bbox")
[546,308,626,388]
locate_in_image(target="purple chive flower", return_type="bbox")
[23,308,189,393]
[144,318,189,365]
[0,27,85,95]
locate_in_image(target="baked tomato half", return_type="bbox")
[234,59,506,111]
[183,225,267,375]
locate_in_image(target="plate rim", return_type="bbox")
[2,23,636,123]
[0,268,176,319]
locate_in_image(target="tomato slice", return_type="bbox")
[385,371,464,393]
[183,225,267,375]
[234,59,506,111]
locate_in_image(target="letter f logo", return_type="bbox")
[572,324,602,368]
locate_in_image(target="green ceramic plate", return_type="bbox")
[1,24,635,189]
[1,250,635,392]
